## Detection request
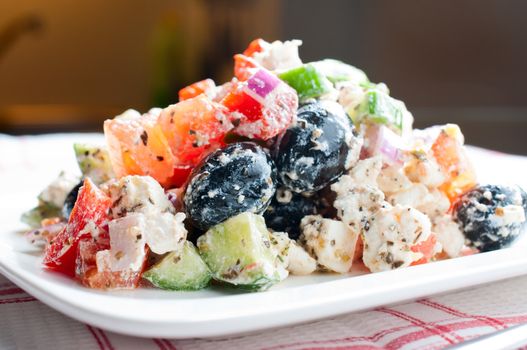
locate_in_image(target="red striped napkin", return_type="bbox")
[2,273,527,349]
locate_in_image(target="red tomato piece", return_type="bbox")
[43,179,112,276]
[431,127,476,201]
[178,79,216,101]
[75,239,146,290]
[353,235,364,263]
[221,68,298,140]
[242,38,269,57]
[221,82,262,121]
[104,110,177,187]
[234,54,260,81]
[166,165,193,189]
[410,233,438,266]
[158,95,233,167]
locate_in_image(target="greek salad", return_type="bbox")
[22,39,527,292]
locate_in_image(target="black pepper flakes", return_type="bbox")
[140,131,149,146]
[392,261,404,269]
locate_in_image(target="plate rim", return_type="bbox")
[1,240,527,338]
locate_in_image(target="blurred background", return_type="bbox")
[1,0,526,154]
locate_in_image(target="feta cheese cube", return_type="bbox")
[97,213,147,272]
[38,171,80,208]
[331,175,385,231]
[363,205,433,272]
[144,211,187,255]
[300,215,358,273]
[269,231,316,275]
[433,215,465,258]
[107,175,174,218]
[107,175,187,254]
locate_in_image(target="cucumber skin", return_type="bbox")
[73,143,114,184]
[197,212,283,292]
[143,241,212,291]
[350,89,405,133]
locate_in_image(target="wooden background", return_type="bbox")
[0,0,526,154]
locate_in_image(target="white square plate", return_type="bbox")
[1,135,526,339]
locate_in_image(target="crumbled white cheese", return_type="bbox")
[377,165,413,194]
[297,156,315,167]
[337,81,366,113]
[404,152,446,188]
[147,108,162,117]
[107,175,187,254]
[494,205,526,226]
[287,241,318,275]
[253,40,303,71]
[115,109,141,121]
[348,156,383,187]
[38,171,80,208]
[144,212,187,255]
[269,231,316,275]
[433,215,464,258]
[300,215,358,273]
[331,175,386,231]
[77,220,102,239]
[343,128,363,170]
[362,204,434,272]
[387,184,450,219]
[97,213,147,272]
[107,175,174,218]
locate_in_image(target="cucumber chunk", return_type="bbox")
[21,203,62,228]
[349,88,413,135]
[197,212,287,292]
[278,64,333,101]
[73,143,115,184]
[311,59,369,85]
[143,241,212,291]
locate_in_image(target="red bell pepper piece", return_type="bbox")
[178,79,216,101]
[234,54,260,81]
[242,38,269,57]
[410,234,438,266]
[43,179,112,276]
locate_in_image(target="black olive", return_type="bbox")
[454,184,527,252]
[263,188,318,240]
[62,181,83,219]
[272,100,361,193]
[184,142,277,230]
